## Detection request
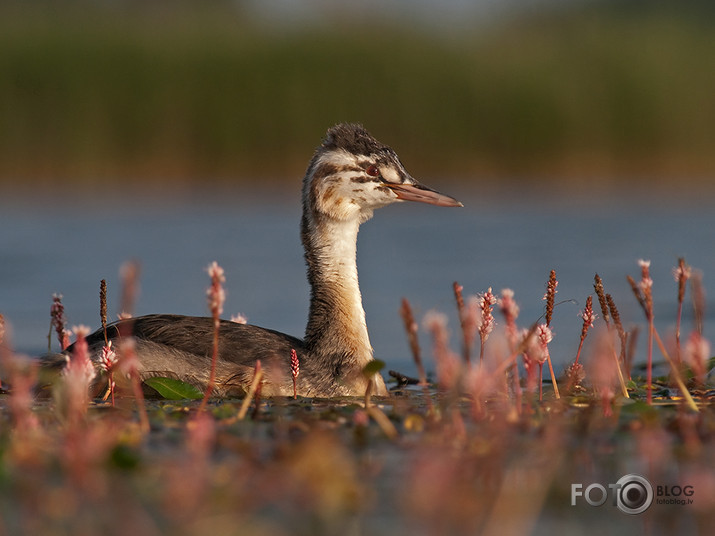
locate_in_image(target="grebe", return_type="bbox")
[59,124,462,397]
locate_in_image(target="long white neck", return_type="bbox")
[302,214,372,366]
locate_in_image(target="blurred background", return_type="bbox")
[1,0,714,371]
[1,0,713,187]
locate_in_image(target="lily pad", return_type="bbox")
[362,359,385,378]
[144,377,204,400]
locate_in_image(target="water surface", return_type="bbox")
[2,183,713,377]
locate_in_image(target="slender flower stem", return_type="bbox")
[399,298,427,385]
[453,282,471,365]
[594,277,630,398]
[120,339,150,434]
[237,360,263,421]
[652,328,699,412]
[199,262,226,412]
[499,289,521,412]
[673,258,691,366]
[544,348,560,399]
[605,294,630,398]
[574,296,595,365]
[543,271,560,399]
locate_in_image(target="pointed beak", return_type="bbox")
[387,180,463,208]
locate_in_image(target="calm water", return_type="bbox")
[1,183,713,376]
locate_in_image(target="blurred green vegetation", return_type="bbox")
[0,0,713,187]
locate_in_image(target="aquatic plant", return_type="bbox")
[198,261,226,411]
[0,257,712,535]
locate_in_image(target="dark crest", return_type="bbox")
[321,123,390,157]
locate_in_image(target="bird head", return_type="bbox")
[303,123,462,223]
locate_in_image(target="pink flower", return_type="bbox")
[520,329,542,392]
[99,340,118,373]
[290,348,300,398]
[638,259,653,293]
[542,278,558,301]
[230,313,248,324]
[63,325,97,385]
[580,299,596,328]
[60,325,97,418]
[683,331,710,382]
[100,340,118,405]
[118,337,140,377]
[537,323,553,347]
[290,349,300,379]
[424,311,460,390]
[476,287,497,341]
[498,288,520,324]
[206,261,226,317]
[673,263,692,283]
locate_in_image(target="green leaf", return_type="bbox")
[362,359,385,378]
[144,377,204,400]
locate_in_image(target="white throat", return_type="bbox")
[305,214,373,361]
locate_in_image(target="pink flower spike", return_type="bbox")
[61,325,97,422]
[423,310,460,390]
[200,261,227,412]
[684,332,710,384]
[100,341,118,405]
[638,259,654,294]
[206,261,226,317]
[498,289,520,324]
[99,340,118,373]
[581,303,596,328]
[537,323,553,347]
[65,325,97,385]
[290,349,300,399]
[673,262,692,283]
[477,287,497,340]
[471,287,497,365]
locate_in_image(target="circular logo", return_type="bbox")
[616,474,653,515]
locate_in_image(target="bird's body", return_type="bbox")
[57,124,461,397]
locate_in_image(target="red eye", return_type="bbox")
[366,165,380,177]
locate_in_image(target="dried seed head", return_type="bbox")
[579,296,596,341]
[50,293,69,350]
[606,294,626,342]
[594,274,610,326]
[100,279,107,327]
[544,270,558,327]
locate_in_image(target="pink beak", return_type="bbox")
[388,181,463,207]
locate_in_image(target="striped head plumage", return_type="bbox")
[303,123,462,224]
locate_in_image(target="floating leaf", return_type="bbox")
[362,359,385,378]
[144,377,204,400]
